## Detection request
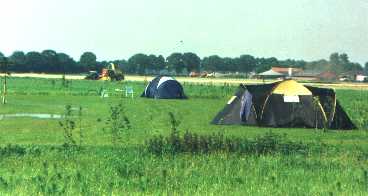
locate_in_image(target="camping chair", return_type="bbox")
[100,89,109,98]
[125,86,134,98]
[115,86,134,98]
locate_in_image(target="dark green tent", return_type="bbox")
[212,80,356,130]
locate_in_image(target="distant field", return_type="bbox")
[0,77,367,195]
[2,72,368,89]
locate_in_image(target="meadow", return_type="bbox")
[0,77,367,195]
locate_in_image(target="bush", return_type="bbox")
[146,131,311,156]
[0,144,26,157]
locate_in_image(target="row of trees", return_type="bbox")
[0,50,108,73]
[121,52,201,74]
[113,53,308,75]
[306,53,365,74]
[0,50,367,75]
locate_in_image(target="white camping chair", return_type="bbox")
[100,90,109,98]
[125,86,134,98]
[115,86,134,98]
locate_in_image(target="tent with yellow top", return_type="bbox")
[212,79,356,130]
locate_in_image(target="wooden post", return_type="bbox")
[0,57,12,104]
[2,70,6,104]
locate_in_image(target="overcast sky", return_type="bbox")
[0,0,367,64]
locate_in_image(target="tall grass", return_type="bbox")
[146,130,314,155]
[0,145,367,195]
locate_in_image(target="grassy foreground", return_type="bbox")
[0,77,367,195]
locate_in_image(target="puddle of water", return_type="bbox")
[0,113,63,120]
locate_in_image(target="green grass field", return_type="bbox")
[0,77,367,195]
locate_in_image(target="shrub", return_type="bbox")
[0,144,26,157]
[146,131,311,156]
[105,103,131,146]
[59,105,77,148]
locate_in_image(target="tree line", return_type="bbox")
[0,50,367,75]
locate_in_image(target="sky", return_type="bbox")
[0,0,367,64]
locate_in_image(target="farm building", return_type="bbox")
[256,69,286,79]
[292,70,322,81]
[317,71,338,81]
[292,70,342,81]
[256,67,303,79]
[356,74,368,82]
[257,67,343,82]
[271,67,303,76]
[212,79,356,130]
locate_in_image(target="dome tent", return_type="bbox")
[141,76,187,99]
[212,79,356,130]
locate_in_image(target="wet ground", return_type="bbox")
[0,113,62,120]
